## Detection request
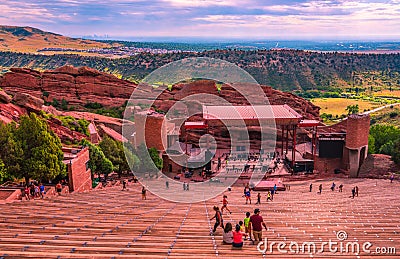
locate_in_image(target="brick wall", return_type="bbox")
[314,157,343,174]
[162,154,185,174]
[136,113,167,151]
[345,114,370,149]
[68,147,92,193]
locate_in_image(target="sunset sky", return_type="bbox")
[1,0,399,40]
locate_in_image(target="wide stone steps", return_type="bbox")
[0,179,399,258]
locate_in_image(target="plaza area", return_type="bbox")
[0,178,399,258]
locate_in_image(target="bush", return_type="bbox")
[58,116,90,136]
[389,111,398,118]
[321,92,340,98]
[84,102,103,109]
[61,98,68,111]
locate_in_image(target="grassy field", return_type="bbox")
[311,98,381,116]
[370,106,400,127]
[372,90,400,98]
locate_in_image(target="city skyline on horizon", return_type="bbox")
[1,0,400,41]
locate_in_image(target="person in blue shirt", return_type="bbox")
[39,183,45,199]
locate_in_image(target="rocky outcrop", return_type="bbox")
[0,66,320,120]
[358,154,400,179]
[0,65,321,146]
[1,65,136,108]
[12,92,44,112]
[0,103,26,124]
[0,90,12,103]
[47,117,88,143]
[155,80,320,120]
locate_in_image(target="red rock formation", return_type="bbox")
[12,92,44,112]
[0,66,320,120]
[359,154,400,179]
[0,66,321,146]
[0,103,26,124]
[1,65,136,108]
[47,117,88,143]
[0,90,12,104]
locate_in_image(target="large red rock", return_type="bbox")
[0,103,26,123]
[0,66,321,147]
[1,66,136,108]
[12,92,44,112]
[0,66,320,120]
[0,90,12,103]
[52,65,80,76]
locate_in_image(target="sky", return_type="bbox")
[0,0,400,40]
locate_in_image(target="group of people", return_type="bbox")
[22,182,45,200]
[211,206,268,248]
[310,182,358,198]
[351,186,359,199]
[22,181,66,200]
[244,183,277,205]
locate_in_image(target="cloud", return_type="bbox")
[0,0,399,39]
[161,0,248,7]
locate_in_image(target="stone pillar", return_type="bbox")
[345,114,370,177]
[135,111,167,152]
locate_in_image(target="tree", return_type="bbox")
[81,139,113,178]
[149,147,163,170]
[123,142,140,172]
[15,113,65,184]
[0,122,23,176]
[99,136,127,177]
[136,143,160,174]
[368,135,376,154]
[119,141,140,173]
[0,159,12,183]
[345,104,359,115]
[61,98,68,110]
[379,141,395,155]
[392,139,400,164]
[369,124,400,165]
[369,124,400,151]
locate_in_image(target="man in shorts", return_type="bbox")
[221,195,232,214]
[244,183,251,204]
[249,208,267,243]
[56,182,62,196]
[39,183,45,199]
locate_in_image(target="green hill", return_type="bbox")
[0,49,399,92]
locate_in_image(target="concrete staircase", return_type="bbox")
[0,179,399,258]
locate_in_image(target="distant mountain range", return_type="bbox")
[0,25,111,53]
[1,25,400,54]
[99,40,400,53]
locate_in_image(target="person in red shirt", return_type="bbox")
[24,186,30,200]
[249,208,267,243]
[221,195,232,214]
[210,206,224,234]
[232,224,247,248]
[56,182,62,196]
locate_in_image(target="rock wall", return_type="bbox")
[1,66,135,108]
[1,66,320,119]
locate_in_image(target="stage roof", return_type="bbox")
[184,121,208,129]
[202,105,302,125]
[298,120,320,127]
